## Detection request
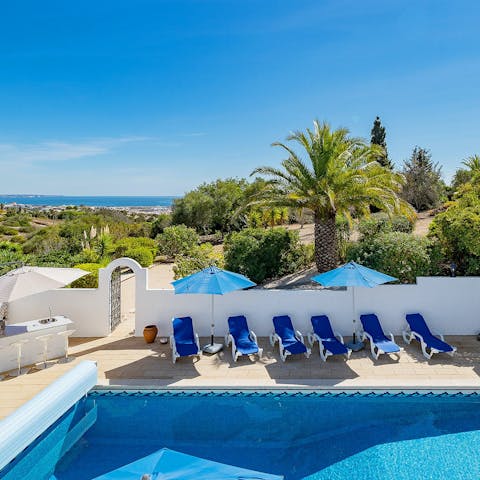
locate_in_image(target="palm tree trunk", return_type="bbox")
[314,213,338,272]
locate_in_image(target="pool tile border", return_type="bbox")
[89,389,480,398]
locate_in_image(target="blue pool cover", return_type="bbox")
[92,447,283,480]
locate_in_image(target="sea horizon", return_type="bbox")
[0,194,178,208]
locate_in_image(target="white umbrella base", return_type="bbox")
[202,343,223,354]
[346,341,365,352]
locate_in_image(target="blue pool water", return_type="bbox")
[3,390,480,480]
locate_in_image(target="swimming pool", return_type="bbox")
[2,390,480,479]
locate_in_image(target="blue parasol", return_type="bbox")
[312,261,397,347]
[171,266,256,353]
[92,448,282,479]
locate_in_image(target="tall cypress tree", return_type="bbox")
[370,116,392,169]
[401,146,443,211]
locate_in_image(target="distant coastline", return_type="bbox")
[0,195,178,215]
[0,194,177,207]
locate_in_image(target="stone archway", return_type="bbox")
[101,258,145,334]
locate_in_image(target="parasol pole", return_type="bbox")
[352,286,357,343]
[210,294,215,346]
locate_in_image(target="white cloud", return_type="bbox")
[180,132,206,137]
[0,136,149,165]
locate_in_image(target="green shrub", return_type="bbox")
[123,246,154,267]
[428,191,480,274]
[57,209,83,220]
[304,243,315,264]
[0,242,24,274]
[18,225,35,234]
[157,225,199,258]
[150,213,172,237]
[173,243,224,279]
[71,249,100,264]
[70,263,101,288]
[357,215,391,239]
[346,232,432,283]
[22,227,70,254]
[94,233,115,259]
[358,213,413,240]
[114,236,157,259]
[0,226,19,236]
[30,250,74,267]
[2,213,31,227]
[224,227,311,283]
[391,215,414,233]
[9,235,26,244]
[0,241,22,253]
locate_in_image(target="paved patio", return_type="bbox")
[72,334,480,389]
[1,315,480,420]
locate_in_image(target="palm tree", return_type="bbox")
[251,120,413,272]
[462,154,480,172]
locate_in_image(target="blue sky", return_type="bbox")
[1,0,479,195]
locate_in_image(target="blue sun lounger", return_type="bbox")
[403,313,456,359]
[307,315,351,361]
[360,314,401,359]
[225,315,263,362]
[270,315,311,362]
[170,317,200,364]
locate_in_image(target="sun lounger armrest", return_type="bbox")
[388,333,395,342]
[402,329,413,344]
[250,330,258,343]
[334,331,344,343]
[411,331,425,343]
[295,330,304,344]
[195,333,200,350]
[169,335,174,347]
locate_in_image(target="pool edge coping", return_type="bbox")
[92,381,480,394]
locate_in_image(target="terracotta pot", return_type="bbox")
[143,325,158,344]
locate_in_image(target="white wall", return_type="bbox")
[6,258,480,338]
[8,287,109,337]
[136,277,480,338]
[7,258,144,338]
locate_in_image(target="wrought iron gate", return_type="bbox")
[109,267,122,332]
